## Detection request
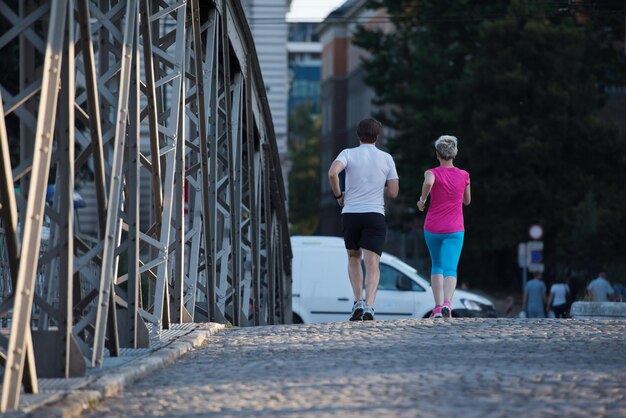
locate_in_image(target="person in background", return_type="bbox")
[565,276,579,311]
[523,273,547,318]
[547,276,570,318]
[586,272,615,302]
[416,135,471,318]
[613,282,626,302]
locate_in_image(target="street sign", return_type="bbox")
[518,243,527,268]
[526,241,544,273]
[529,224,543,240]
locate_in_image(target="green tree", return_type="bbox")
[354,1,512,229]
[288,103,321,235]
[355,0,626,287]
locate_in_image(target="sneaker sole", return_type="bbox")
[430,313,443,319]
[362,313,374,321]
[349,309,364,321]
[441,306,451,318]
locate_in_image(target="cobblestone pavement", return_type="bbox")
[83,319,626,418]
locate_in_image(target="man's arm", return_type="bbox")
[385,179,399,198]
[328,160,346,207]
[608,284,616,301]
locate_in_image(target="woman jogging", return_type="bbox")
[417,135,471,318]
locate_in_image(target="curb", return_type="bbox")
[22,322,224,418]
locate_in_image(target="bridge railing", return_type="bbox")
[0,0,292,411]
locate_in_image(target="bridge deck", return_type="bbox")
[76,318,626,417]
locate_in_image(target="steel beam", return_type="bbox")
[1,0,68,410]
[92,0,137,367]
[0,0,292,410]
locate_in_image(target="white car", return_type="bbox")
[291,236,496,323]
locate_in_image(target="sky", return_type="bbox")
[287,0,347,22]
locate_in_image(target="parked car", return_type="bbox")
[291,236,497,323]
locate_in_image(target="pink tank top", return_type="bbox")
[424,166,470,234]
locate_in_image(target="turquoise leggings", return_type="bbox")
[424,231,465,278]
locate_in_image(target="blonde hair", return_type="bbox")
[434,135,458,160]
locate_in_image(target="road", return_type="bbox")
[83,318,626,417]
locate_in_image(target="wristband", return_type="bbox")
[333,192,343,199]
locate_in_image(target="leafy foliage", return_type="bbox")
[354,0,626,286]
[288,103,322,235]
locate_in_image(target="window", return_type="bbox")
[378,264,425,292]
[360,262,425,291]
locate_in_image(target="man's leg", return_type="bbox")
[347,249,363,301]
[363,249,381,306]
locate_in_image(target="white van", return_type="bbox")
[291,236,496,323]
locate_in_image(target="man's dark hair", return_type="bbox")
[357,118,382,143]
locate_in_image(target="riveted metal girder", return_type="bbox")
[0,0,291,411]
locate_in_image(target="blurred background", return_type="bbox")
[280,0,626,305]
[4,0,623,310]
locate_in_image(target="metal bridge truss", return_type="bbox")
[0,0,292,411]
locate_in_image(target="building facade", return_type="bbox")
[241,0,290,172]
[287,22,322,115]
[317,0,392,235]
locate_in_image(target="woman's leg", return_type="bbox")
[424,231,444,306]
[443,277,457,303]
[441,232,465,303]
[431,275,444,306]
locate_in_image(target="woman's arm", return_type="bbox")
[416,170,435,212]
[463,183,471,206]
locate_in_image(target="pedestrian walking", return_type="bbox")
[586,272,616,302]
[523,273,547,318]
[327,118,399,321]
[547,277,570,318]
[417,135,471,318]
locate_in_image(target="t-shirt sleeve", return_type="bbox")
[387,155,399,180]
[466,171,471,186]
[335,149,349,167]
[607,283,615,294]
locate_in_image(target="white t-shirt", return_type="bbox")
[335,144,398,215]
[587,278,614,302]
[550,283,569,306]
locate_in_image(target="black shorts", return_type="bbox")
[342,213,387,256]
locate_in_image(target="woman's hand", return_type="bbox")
[417,199,425,212]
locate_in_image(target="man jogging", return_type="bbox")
[328,118,399,321]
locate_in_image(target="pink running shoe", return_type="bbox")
[441,301,452,318]
[429,305,443,319]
